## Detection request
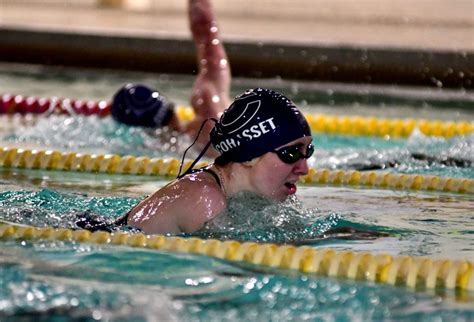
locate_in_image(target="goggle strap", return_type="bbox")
[177,118,218,179]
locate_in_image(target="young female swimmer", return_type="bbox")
[111,0,230,147]
[120,88,314,234]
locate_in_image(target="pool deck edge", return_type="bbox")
[1,25,473,88]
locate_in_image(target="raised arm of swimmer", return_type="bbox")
[111,0,230,145]
[184,0,231,139]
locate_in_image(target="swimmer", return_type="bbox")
[117,88,313,234]
[111,0,230,147]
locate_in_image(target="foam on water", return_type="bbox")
[311,131,474,178]
[0,189,353,243]
[195,193,344,243]
[5,115,191,158]
[0,189,137,229]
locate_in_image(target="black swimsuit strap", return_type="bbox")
[188,167,222,188]
[114,212,129,226]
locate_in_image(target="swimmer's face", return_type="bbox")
[249,136,312,201]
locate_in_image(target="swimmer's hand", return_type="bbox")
[294,226,390,245]
[321,226,390,240]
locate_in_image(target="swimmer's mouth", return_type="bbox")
[284,182,297,193]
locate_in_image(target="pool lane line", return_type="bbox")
[0,146,473,194]
[1,94,473,138]
[0,221,472,295]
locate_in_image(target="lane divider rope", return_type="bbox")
[0,146,472,194]
[1,94,472,138]
[0,221,472,292]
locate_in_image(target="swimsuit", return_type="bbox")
[190,167,222,187]
[75,210,122,232]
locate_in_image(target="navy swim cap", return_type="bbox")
[210,88,311,162]
[111,84,174,128]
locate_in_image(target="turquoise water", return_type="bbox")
[1,63,474,321]
[4,114,474,178]
[2,241,473,322]
[1,170,473,258]
[1,241,471,322]
[1,171,473,320]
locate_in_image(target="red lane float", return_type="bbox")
[2,93,472,139]
[0,94,110,117]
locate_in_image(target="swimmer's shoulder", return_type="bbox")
[177,170,226,205]
[128,169,226,234]
[140,170,225,207]
[173,171,227,232]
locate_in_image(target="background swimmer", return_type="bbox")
[111,0,230,149]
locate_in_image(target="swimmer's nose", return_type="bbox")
[293,158,309,175]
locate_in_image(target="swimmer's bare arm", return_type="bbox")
[184,0,231,139]
[127,178,226,234]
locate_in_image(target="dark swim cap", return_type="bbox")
[111,84,174,128]
[210,88,311,162]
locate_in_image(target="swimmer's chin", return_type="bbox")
[273,190,297,202]
[229,190,297,204]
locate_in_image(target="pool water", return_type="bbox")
[2,240,472,322]
[0,63,473,321]
[2,63,473,178]
[1,169,472,259]
[4,114,473,178]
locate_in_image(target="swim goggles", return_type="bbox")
[273,143,314,164]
